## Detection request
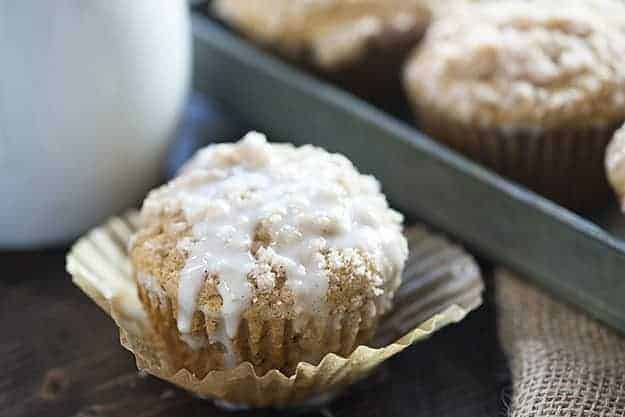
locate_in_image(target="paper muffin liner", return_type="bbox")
[415,106,619,211]
[135,268,382,378]
[66,211,483,409]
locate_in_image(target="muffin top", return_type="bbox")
[404,1,625,129]
[214,0,431,69]
[607,124,625,207]
[130,132,407,363]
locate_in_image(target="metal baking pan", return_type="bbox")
[190,11,625,332]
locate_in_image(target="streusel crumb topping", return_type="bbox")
[405,1,625,128]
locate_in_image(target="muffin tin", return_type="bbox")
[191,11,625,333]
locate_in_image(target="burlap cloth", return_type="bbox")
[496,269,625,417]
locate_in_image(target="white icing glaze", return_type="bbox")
[141,132,406,365]
[137,272,168,305]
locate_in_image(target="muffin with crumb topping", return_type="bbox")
[404,0,625,210]
[129,132,407,376]
[213,0,431,104]
[606,123,625,211]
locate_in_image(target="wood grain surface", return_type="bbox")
[0,249,507,417]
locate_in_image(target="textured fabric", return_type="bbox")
[496,269,625,417]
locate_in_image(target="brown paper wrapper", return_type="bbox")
[213,2,430,109]
[66,212,483,408]
[415,105,618,212]
[316,23,429,111]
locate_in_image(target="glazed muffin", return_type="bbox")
[214,0,431,104]
[403,1,625,211]
[129,132,408,377]
[606,124,625,210]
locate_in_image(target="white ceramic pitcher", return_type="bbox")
[0,0,190,248]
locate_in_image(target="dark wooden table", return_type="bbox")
[0,95,509,417]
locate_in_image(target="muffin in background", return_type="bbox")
[214,0,431,104]
[129,132,408,377]
[404,1,625,211]
[606,124,625,211]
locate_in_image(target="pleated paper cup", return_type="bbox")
[66,212,483,409]
[415,106,618,212]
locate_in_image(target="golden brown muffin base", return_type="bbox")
[414,105,619,212]
[130,211,386,377]
[138,287,378,377]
